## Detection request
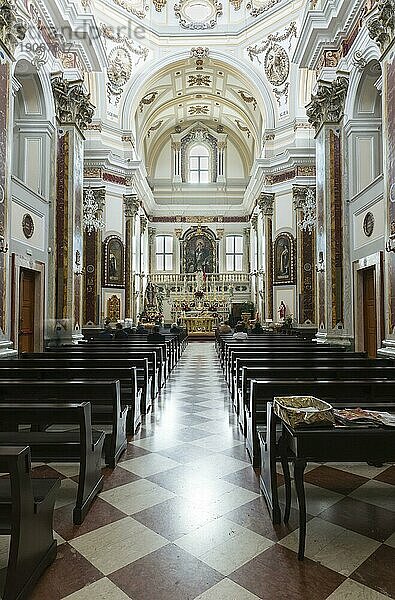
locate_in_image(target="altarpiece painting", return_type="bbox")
[181,227,217,273]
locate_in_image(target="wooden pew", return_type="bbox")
[83,334,179,372]
[235,356,392,421]
[23,351,159,401]
[47,346,166,389]
[230,352,367,404]
[7,357,151,414]
[221,341,326,373]
[0,446,60,600]
[0,379,126,468]
[247,377,395,470]
[53,342,168,387]
[0,366,140,434]
[83,341,170,381]
[0,403,104,524]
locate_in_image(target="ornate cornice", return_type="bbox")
[0,0,27,59]
[51,75,95,133]
[123,194,140,218]
[367,0,395,53]
[306,76,349,134]
[258,192,275,216]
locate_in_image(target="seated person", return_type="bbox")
[147,325,165,343]
[136,321,148,334]
[98,327,113,340]
[251,321,263,334]
[170,323,181,334]
[114,322,129,339]
[232,323,248,340]
[218,320,232,334]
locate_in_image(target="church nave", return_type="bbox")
[13,342,394,600]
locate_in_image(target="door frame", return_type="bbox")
[11,254,45,353]
[353,251,384,353]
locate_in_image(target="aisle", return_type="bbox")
[31,343,395,600]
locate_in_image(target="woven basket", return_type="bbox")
[273,396,335,428]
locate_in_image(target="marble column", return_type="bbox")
[124,194,140,321]
[293,186,316,325]
[243,227,250,274]
[51,75,94,343]
[83,187,105,325]
[216,228,225,272]
[307,76,352,346]
[250,214,260,317]
[148,226,156,275]
[138,215,148,317]
[368,9,395,355]
[258,192,275,321]
[0,4,27,357]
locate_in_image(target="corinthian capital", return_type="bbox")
[367,0,395,53]
[292,185,308,210]
[123,194,140,218]
[258,192,274,216]
[51,74,95,132]
[306,76,349,133]
[0,0,27,59]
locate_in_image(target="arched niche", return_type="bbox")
[346,59,383,198]
[12,60,54,199]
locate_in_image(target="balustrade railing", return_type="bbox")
[151,272,250,286]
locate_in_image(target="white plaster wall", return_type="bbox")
[155,143,172,178]
[274,192,294,233]
[24,137,42,195]
[226,140,245,178]
[105,195,123,234]
[353,198,384,251]
[11,198,45,252]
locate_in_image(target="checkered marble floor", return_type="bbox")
[3,342,395,599]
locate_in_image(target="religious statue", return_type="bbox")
[145,280,158,308]
[278,301,286,320]
[109,252,117,278]
[279,244,290,275]
[195,269,205,290]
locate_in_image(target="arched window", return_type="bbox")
[188,144,210,183]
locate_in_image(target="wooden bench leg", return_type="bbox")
[73,434,105,525]
[5,486,58,600]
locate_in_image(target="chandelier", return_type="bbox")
[298,187,316,235]
[83,188,105,234]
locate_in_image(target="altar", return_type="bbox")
[170,271,233,339]
[183,314,217,337]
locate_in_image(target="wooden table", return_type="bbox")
[278,418,395,560]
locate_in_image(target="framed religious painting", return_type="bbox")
[273,232,295,285]
[103,235,125,288]
[181,226,217,273]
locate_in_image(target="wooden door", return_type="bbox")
[363,267,377,358]
[19,269,35,353]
